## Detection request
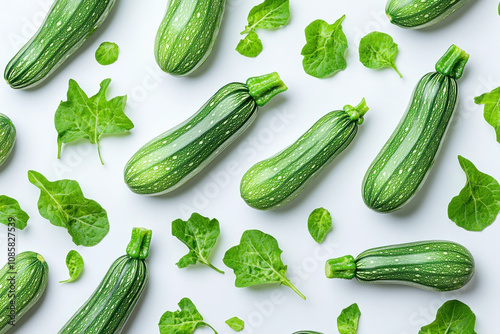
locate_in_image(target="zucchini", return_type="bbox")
[155,0,226,76]
[0,114,16,168]
[362,45,469,213]
[325,240,474,292]
[58,227,151,334]
[4,0,116,89]
[241,99,369,210]
[386,0,469,29]
[0,251,49,333]
[124,72,287,195]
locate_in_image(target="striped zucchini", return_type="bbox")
[386,0,469,29]
[0,251,49,333]
[124,72,287,195]
[5,0,116,89]
[58,227,151,334]
[155,0,226,76]
[0,114,16,168]
[325,240,474,292]
[241,99,369,210]
[362,45,469,213]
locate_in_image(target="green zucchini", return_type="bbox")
[4,0,116,89]
[124,72,287,195]
[386,0,469,29]
[325,240,474,292]
[0,251,49,334]
[362,45,469,213]
[58,227,151,334]
[241,99,369,210]
[155,0,226,76]
[0,114,16,168]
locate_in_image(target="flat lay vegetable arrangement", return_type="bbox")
[1,0,499,333]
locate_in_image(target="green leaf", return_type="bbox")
[223,229,306,299]
[60,250,84,283]
[28,170,109,246]
[358,31,402,78]
[474,86,500,143]
[236,31,263,58]
[337,303,361,334]
[55,78,133,164]
[301,16,348,79]
[95,42,119,66]
[419,300,476,334]
[158,297,218,334]
[307,207,332,244]
[171,213,224,274]
[225,317,244,331]
[448,156,500,231]
[0,195,29,230]
[242,0,290,34]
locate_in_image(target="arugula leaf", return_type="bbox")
[171,213,224,274]
[236,31,263,58]
[225,317,244,331]
[307,207,332,244]
[28,170,109,246]
[223,229,306,299]
[0,195,29,230]
[242,0,290,34]
[419,300,476,334]
[474,86,500,143]
[448,156,500,231]
[55,78,133,164]
[95,42,119,66]
[60,250,84,283]
[301,16,348,79]
[359,31,402,78]
[337,303,361,334]
[158,297,217,334]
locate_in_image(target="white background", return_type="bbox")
[1,0,500,333]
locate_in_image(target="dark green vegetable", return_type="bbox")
[0,195,29,230]
[0,114,15,168]
[95,42,119,65]
[419,300,476,333]
[475,85,500,143]
[308,208,332,244]
[337,303,361,334]
[225,317,244,331]
[359,31,402,77]
[158,297,217,334]
[60,250,84,283]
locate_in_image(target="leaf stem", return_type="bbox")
[206,262,225,274]
[202,322,219,334]
[97,143,104,165]
[282,278,306,300]
[392,64,403,78]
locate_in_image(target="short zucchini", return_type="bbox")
[241,99,369,210]
[58,227,151,334]
[0,114,16,168]
[5,0,116,89]
[325,240,474,292]
[0,251,49,334]
[155,0,226,75]
[124,72,287,195]
[362,45,469,213]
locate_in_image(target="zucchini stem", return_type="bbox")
[126,227,152,260]
[325,255,356,279]
[343,98,369,125]
[435,44,469,79]
[246,72,288,107]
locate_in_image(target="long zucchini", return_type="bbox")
[0,114,16,168]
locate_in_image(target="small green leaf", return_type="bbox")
[337,303,361,334]
[158,297,218,334]
[60,250,84,283]
[95,42,119,66]
[242,0,290,34]
[0,195,29,230]
[448,156,500,231]
[225,317,244,331]
[171,213,224,274]
[419,300,476,334]
[359,31,402,78]
[301,16,348,79]
[236,32,263,58]
[474,86,500,143]
[307,208,332,244]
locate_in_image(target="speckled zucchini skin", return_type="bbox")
[5,0,116,89]
[0,114,16,168]
[155,0,226,75]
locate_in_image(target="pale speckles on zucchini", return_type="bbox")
[0,114,16,168]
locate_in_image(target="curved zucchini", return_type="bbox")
[0,114,16,168]
[5,0,116,89]
[241,99,369,210]
[362,45,469,213]
[155,0,226,76]
[325,240,474,292]
[386,0,469,29]
[58,227,151,334]
[124,72,287,195]
[0,251,49,334]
